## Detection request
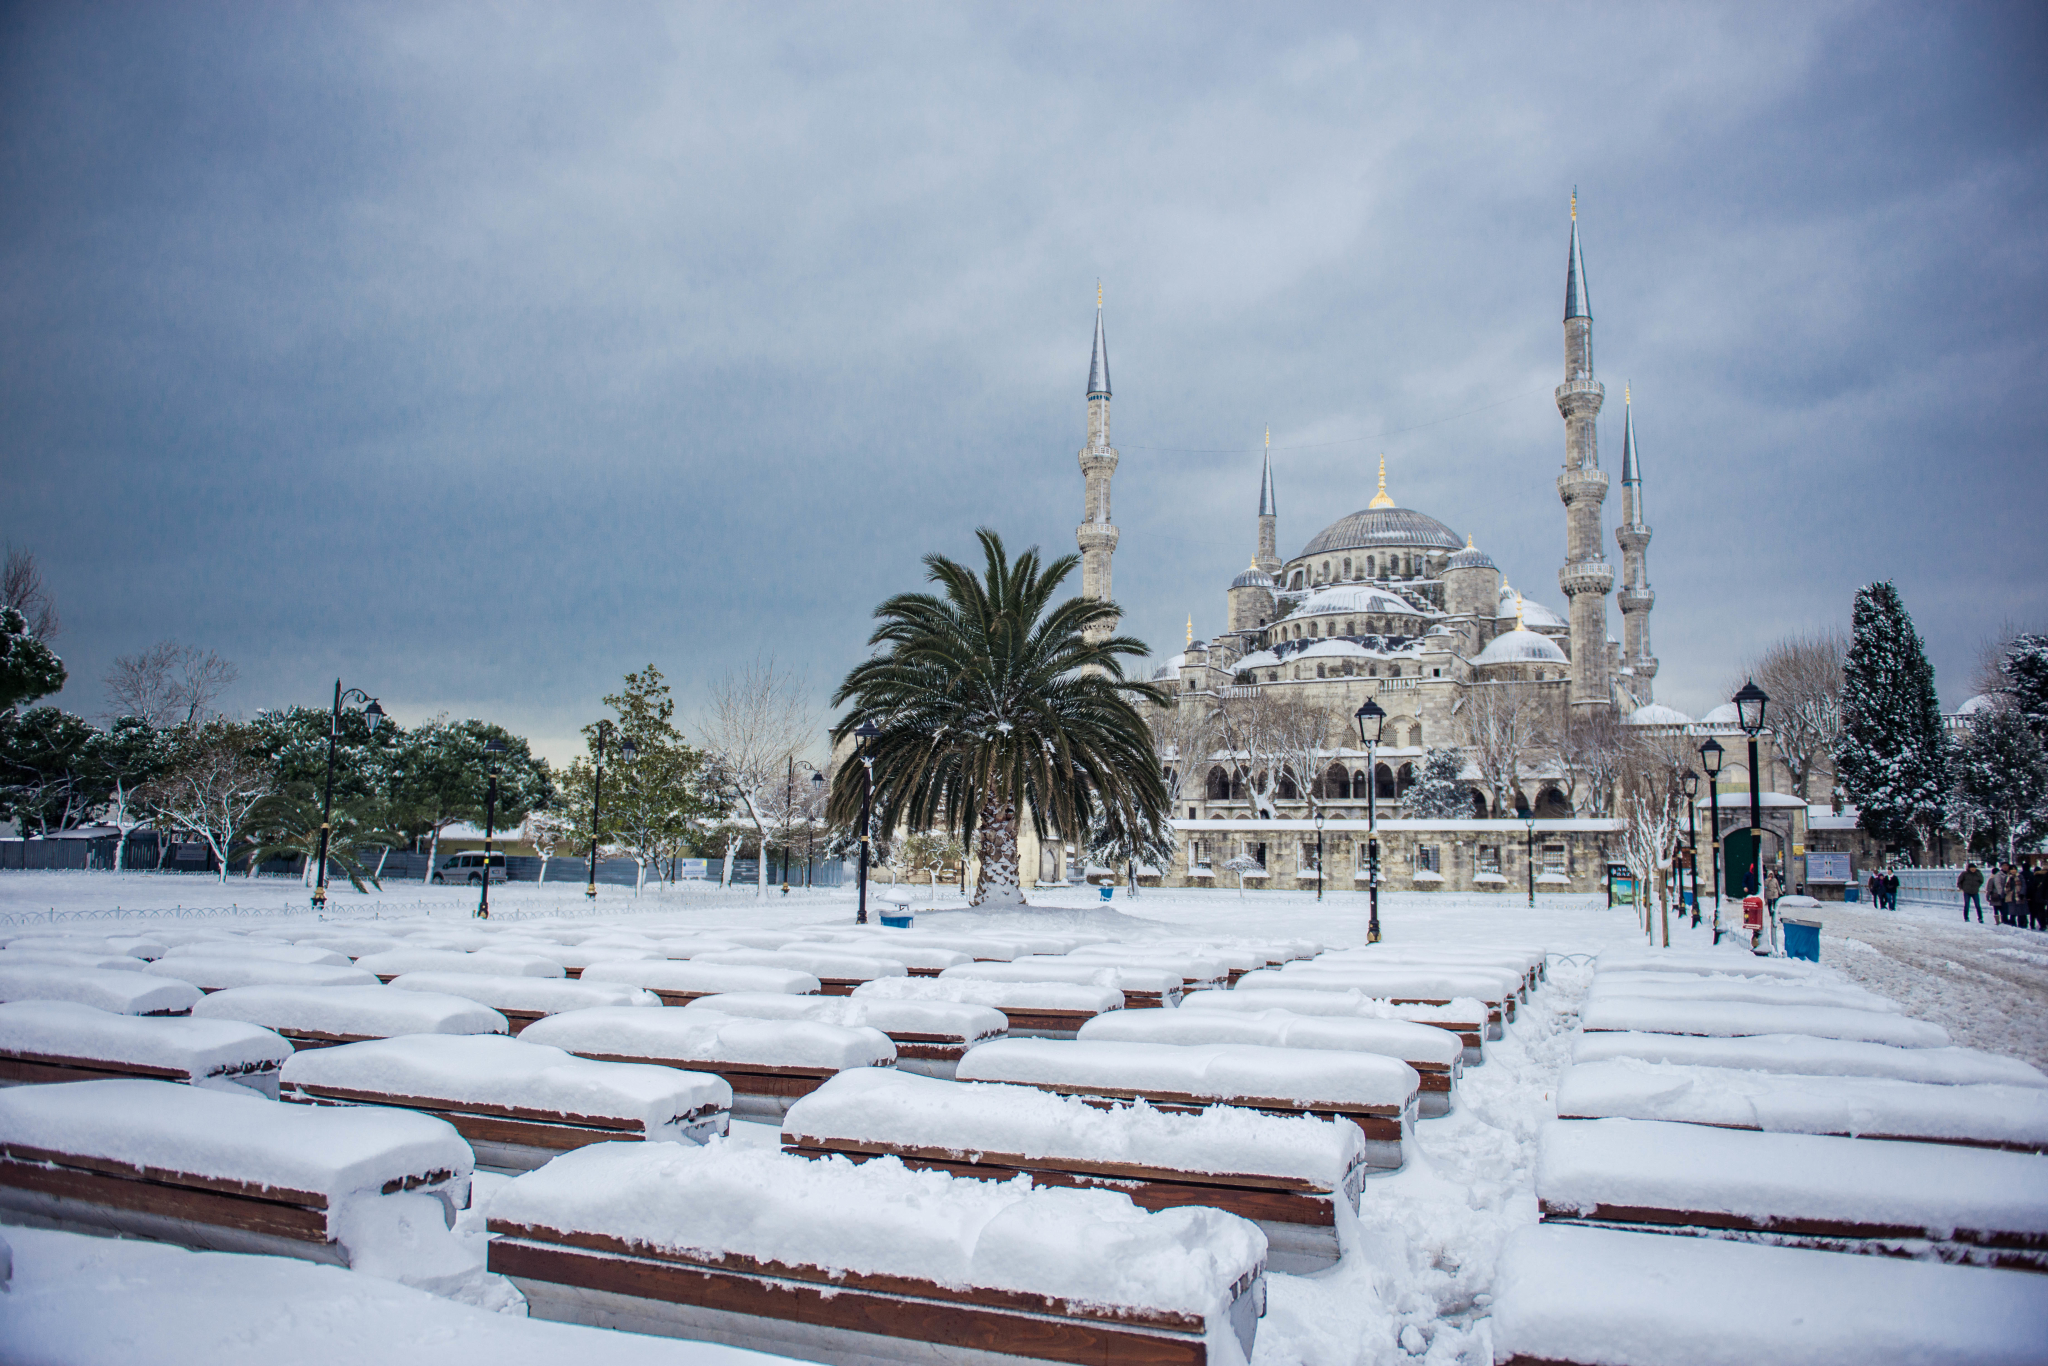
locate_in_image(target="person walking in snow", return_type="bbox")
[1885,870,1900,910]
[1988,864,2011,926]
[2028,862,2047,933]
[1958,863,1984,922]
[1763,866,1781,907]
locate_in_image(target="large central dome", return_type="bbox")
[1300,505,1462,557]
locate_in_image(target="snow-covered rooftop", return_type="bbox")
[1470,628,1568,667]
[1626,703,1692,726]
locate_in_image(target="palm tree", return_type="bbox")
[830,529,1169,907]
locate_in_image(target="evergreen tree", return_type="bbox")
[1838,582,1951,855]
[2005,633,2048,738]
[0,606,64,714]
[1399,748,1469,819]
[1953,706,2048,861]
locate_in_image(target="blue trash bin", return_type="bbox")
[1783,916,1820,962]
[1099,885,1114,901]
[1844,887,1860,903]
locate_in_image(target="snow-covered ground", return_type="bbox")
[1,870,2040,1366]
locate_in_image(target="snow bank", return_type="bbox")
[1556,1058,2048,1148]
[281,1034,730,1133]
[520,1007,896,1072]
[145,956,379,991]
[682,992,1006,1043]
[0,964,201,1016]
[1062,949,1229,986]
[579,959,820,997]
[1078,1007,1461,1068]
[784,1067,1362,1188]
[193,984,508,1039]
[387,973,658,1016]
[942,961,1178,993]
[487,1141,1265,1318]
[1580,997,1949,1047]
[1589,972,1898,1013]
[0,999,290,1086]
[161,942,352,967]
[956,1039,1418,1108]
[354,949,566,980]
[1536,1117,2048,1235]
[0,1078,471,1203]
[693,949,907,983]
[1572,1032,2048,1088]
[1491,1222,2048,1366]
[853,975,1123,1013]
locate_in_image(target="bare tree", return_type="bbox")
[1619,782,1687,947]
[1739,629,1847,802]
[699,658,820,900]
[1269,697,1337,817]
[1212,686,1285,818]
[138,720,274,883]
[1459,681,1544,816]
[2,547,59,641]
[104,641,239,726]
[1149,695,1218,815]
[1548,708,1627,816]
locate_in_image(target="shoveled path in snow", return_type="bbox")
[1819,905,2048,1070]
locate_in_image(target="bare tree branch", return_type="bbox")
[103,641,238,726]
[699,657,819,899]
[1739,629,1847,801]
[1,547,59,641]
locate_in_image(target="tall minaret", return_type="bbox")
[1255,427,1281,574]
[1077,285,1120,642]
[1555,191,1615,710]
[1615,386,1658,704]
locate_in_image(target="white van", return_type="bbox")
[433,852,507,885]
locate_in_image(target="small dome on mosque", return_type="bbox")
[1626,703,1693,726]
[1496,585,1567,630]
[1699,702,1741,726]
[1150,653,1188,682]
[1233,649,1282,672]
[1471,628,1569,667]
[1292,585,1418,618]
[1958,693,2002,716]
[1446,537,1496,571]
[1231,564,1275,589]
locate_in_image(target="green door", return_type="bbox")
[1724,829,1761,899]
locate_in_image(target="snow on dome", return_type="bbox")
[1231,565,1274,589]
[1294,585,1419,618]
[1496,587,1567,630]
[1700,702,1741,726]
[1150,652,1188,682]
[1627,703,1693,726]
[1446,542,1496,570]
[1957,694,2002,716]
[1233,650,1281,672]
[1470,629,1569,668]
[1297,639,1372,660]
[1300,506,1462,557]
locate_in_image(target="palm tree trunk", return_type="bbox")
[971,796,1025,907]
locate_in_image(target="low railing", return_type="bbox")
[1894,867,1964,909]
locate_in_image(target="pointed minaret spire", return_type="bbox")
[1077,286,1120,643]
[1620,384,1641,502]
[1254,428,1280,574]
[1186,615,1194,647]
[1555,189,1613,712]
[1369,453,1396,509]
[1258,428,1275,515]
[1565,188,1590,322]
[1615,382,1657,703]
[1086,281,1111,401]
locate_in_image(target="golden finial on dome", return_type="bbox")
[1097,279,1102,308]
[1625,381,1631,405]
[1368,453,1395,509]
[1186,614,1194,646]
[1466,534,1474,549]
[1571,187,1577,221]
[1515,591,1526,628]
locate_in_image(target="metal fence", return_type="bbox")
[1894,867,1964,908]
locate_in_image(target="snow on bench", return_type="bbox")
[1490,1222,2048,1366]
[683,929,809,950]
[779,940,970,976]
[1275,960,1526,1011]
[0,1078,472,1269]
[280,1035,730,1172]
[191,984,508,1049]
[1077,1008,1463,1117]
[519,1007,895,1120]
[0,964,201,1017]
[486,1141,1267,1366]
[387,973,658,1034]
[143,956,379,993]
[1061,949,1231,992]
[288,931,406,959]
[863,932,1022,961]
[1572,1031,2048,1088]
[1556,1059,2048,1152]
[853,976,1123,1039]
[1578,997,1950,1047]
[692,949,907,996]
[955,1039,1419,1170]
[1179,988,1490,1064]
[683,993,1005,1079]
[780,1067,1361,1272]
[1240,967,1513,1037]
[353,948,566,983]
[0,1000,290,1099]
[508,945,657,979]
[160,942,352,967]
[1313,946,1545,994]
[3,935,157,959]
[1588,971,1898,1013]
[942,960,1183,1008]
[1536,1117,2048,1271]
[1593,948,1829,981]
[0,948,150,973]
[579,960,821,1006]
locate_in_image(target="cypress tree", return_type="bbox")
[1953,706,2048,860]
[1838,582,1951,855]
[2005,633,2048,738]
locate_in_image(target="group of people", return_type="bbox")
[1957,861,2048,930]
[1864,869,1899,909]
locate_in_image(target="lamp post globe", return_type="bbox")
[1354,700,1386,943]
[1731,681,1770,950]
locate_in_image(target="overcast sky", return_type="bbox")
[3,2,2043,762]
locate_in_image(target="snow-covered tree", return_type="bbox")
[88,716,174,870]
[1212,686,1284,818]
[1548,708,1625,816]
[1460,681,1545,817]
[104,642,238,727]
[580,666,708,893]
[1953,705,2048,862]
[1838,582,1951,857]
[0,707,100,835]
[1269,698,1336,816]
[700,658,818,900]
[1399,748,1468,818]
[1619,783,1686,946]
[138,720,274,883]
[0,605,64,715]
[523,809,567,884]
[2005,633,2048,738]
[1743,629,1847,802]
[1150,694,1216,815]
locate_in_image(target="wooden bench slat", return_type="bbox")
[0,1140,332,1208]
[0,1155,330,1241]
[782,1135,1333,1194]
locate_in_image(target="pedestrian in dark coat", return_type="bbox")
[2028,864,2047,932]
[1959,863,1984,922]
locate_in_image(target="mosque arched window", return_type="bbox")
[1410,721,1424,746]
[1368,665,1378,677]
[1207,767,1231,800]
[1325,765,1351,799]
[1342,558,1352,578]
[1375,764,1397,799]
[1397,763,1415,795]
[1277,771,1299,800]
[1365,556,1376,577]
[1353,769,1369,793]
[1389,666,1401,678]
[1316,664,1327,678]
[1308,621,1319,638]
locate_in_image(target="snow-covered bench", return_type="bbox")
[1536,1117,2048,1271]
[0,948,151,973]
[519,1007,895,1119]
[942,960,1183,1009]
[780,940,970,976]
[387,973,658,1034]
[1240,967,1513,1037]
[1588,971,1898,1013]
[486,1142,1267,1366]
[1489,1222,2048,1366]
[683,993,1005,1079]
[0,1078,472,1266]
[1578,997,1950,1047]
[1593,948,1826,980]
[158,942,352,967]
[0,1000,290,1099]
[352,948,566,983]
[3,934,158,960]
[1077,1008,1463,1117]
[577,960,821,1006]
[1310,948,1541,998]
[1180,988,1490,1064]
[691,950,906,996]
[142,956,379,993]
[955,1039,1420,1170]
[191,983,508,1049]
[1556,1059,2048,1153]
[0,964,200,1017]
[1060,950,1231,992]
[280,1035,730,1171]
[780,1068,1362,1272]
[1572,1031,2048,1087]
[853,976,1123,1039]
[856,932,1021,962]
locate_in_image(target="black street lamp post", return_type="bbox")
[585,723,635,901]
[1354,700,1386,943]
[477,737,507,920]
[1314,809,1326,903]
[806,770,824,887]
[1682,768,1701,928]
[1522,803,1537,909]
[1700,737,1725,943]
[854,721,879,925]
[782,757,822,895]
[313,680,383,911]
[1734,679,1771,950]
